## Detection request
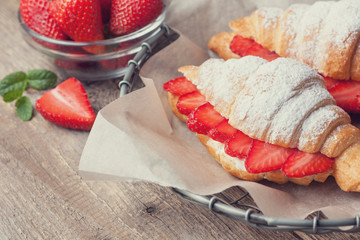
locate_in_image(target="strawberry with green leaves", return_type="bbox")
[36,77,96,131]
[110,0,164,35]
[20,0,68,40]
[49,0,104,53]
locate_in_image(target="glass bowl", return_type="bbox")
[18,7,166,81]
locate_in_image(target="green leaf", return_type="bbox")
[15,96,33,121]
[0,71,27,96]
[27,69,57,90]
[3,89,23,102]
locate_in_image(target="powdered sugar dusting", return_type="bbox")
[316,0,360,73]
[294,1,333,67]
[196,57,335,149]
[257,7,283,29]
[279,4,309,57]
[299,105,350,151]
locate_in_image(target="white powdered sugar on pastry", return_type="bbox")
[267,82,334,147]
[228,58,326,142]
[257,8,283,30]
[316,0,360,79]
[294,1,333,68]
[274,4,309,57]
[299,105,350,153]
[199,57,267,117]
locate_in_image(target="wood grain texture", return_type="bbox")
[0,1,359,239]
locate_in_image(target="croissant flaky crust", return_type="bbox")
[169,57,360,192]
[208,0,360,81]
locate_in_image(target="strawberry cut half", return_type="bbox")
[176,91,207,116]
[244,43,280,61]
[163,77,198,96]
[35,77,96,131]
[282,151,334,178]
[245,140,294,173]
[229,35,255,57]
[208,119,238,143]
[224,131,253,158]
[186,103,225,135]
[327,80,360,113]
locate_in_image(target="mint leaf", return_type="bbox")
[3,89,24,102]
[0,71,27,96]
[15,96,33,121]
[27,69,57,90]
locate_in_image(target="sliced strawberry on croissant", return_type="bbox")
[208,119,238,143]
[245,140,294,174]
[282,151,335,178]
[186,103,225,135]
[224,131,253,158]
[163,77,198,96]
[176,91,207,116]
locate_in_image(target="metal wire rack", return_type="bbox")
[118,24,360,234]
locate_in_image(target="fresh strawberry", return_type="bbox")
[322,75,339,90]
[100,0,112,23]
[282,151,334,178]
[245,140,294,173]
[20,0,68,40]
[163,77,198,96]
[186,103,225,135]
[224,131,253,158]
[176,91,207,116]
[110,0,164,35]
[327,80,360,113]
[229,35,255,57]
[49,0,104,54]
[208,119,238,143]
[244,43,280,61]
[35,77,96,131]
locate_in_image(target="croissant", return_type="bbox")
[164,56,360,192]
[208,0,360,81]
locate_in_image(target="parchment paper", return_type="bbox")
[79,0,360,219]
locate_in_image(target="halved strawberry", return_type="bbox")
[245,140,294,173]
[208,119,238,143]
[35,77,96,131]
[327,80,360,113]
[224,131,253,158]
[244,43,279,61]
[163,77,198,96]
[229,35,255,57]
[176,91,207,116]
[186,103,225,135]
[282,151,334,178]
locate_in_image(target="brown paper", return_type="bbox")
[79,0,360,219]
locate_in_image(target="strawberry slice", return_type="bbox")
[229,35,255,57]
[176,91,207,116]
[208,119,238,143]
[282,151,334,178]
[245,140,294,173]
[244,43,280,61]
[186,103,225,135]
[35,77,96,131]
[224,131,253,158]
[163,77,198,96]
[322,76,339,90]
[327,80,360,113]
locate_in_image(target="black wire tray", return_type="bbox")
[118,24,360,234]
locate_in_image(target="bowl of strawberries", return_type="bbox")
[18,0,166,81]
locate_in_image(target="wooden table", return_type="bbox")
[1,1,359,239]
